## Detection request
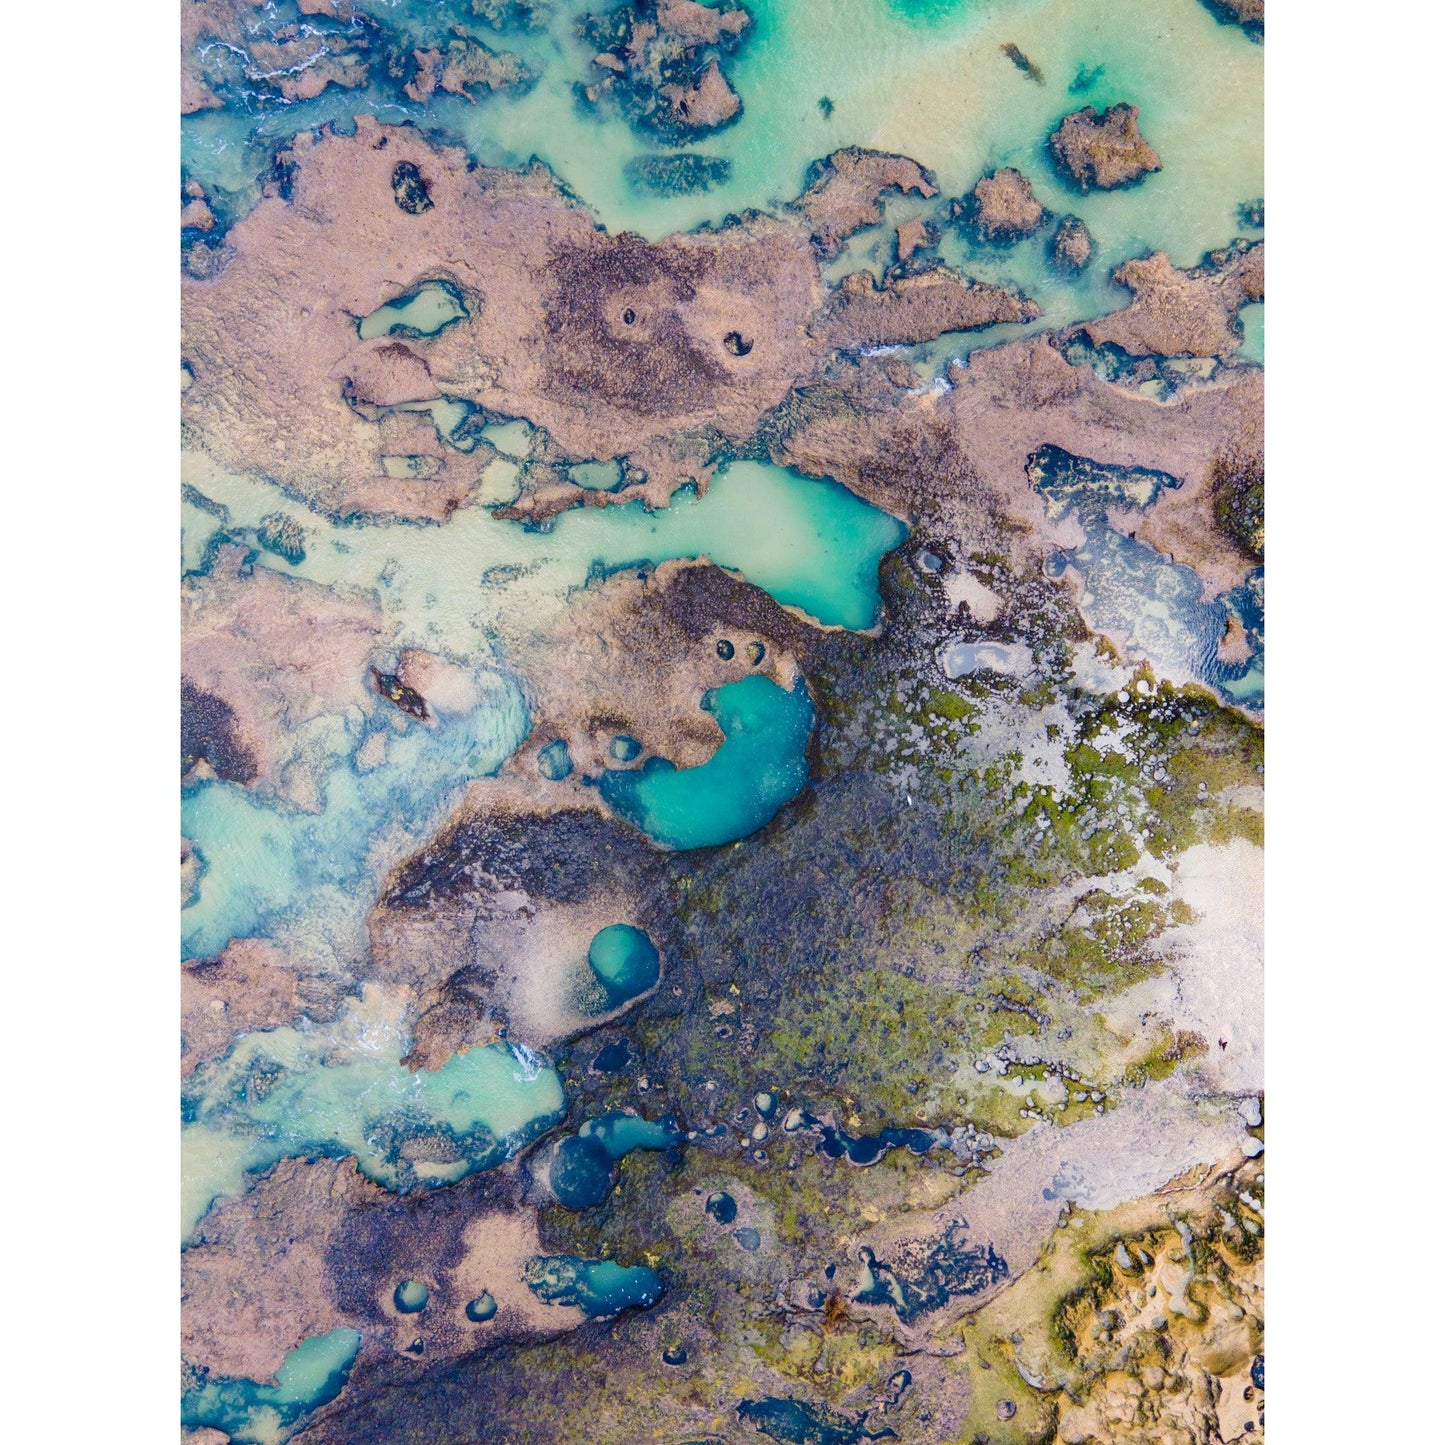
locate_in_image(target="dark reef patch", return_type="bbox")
[181,679,258,783]
[738,1396,896,1445]
[391,161,434,215]
[624,152,733,197]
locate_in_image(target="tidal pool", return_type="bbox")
[539,460,908,631]
[357,281,468,341]
[587,923,661,1004]
[597,674,815,850]
[182,453,906,655]
[549,1109,684,1209]
[523,1255,664,1317]
[181,1024,564,1234]
[1048,522,1264,707]
[181,1328,362,1445]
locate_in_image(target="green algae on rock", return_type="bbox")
[178,1,1264,1437]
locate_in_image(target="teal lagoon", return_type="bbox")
[597,674,815,850]
[536,460,907,631]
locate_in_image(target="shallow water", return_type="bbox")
[181,1019,564,1234]
[182,454,905,659]
[357,281,469,341]
[181,1328,362,1445]
[1049,520,1263,707]
[597,673,815,850]
[181,671,529,960]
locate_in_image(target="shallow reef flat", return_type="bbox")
[180,2,1264,1441]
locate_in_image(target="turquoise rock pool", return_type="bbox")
[597,673,816,850]
[181,1328,362,1445]
[587,923,662,1004]
[523,1255,664,1317]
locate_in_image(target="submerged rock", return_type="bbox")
[404,37,533,104]
[623,151,733,195]
[1049,215,1095,272]
[1049,103,1162,193]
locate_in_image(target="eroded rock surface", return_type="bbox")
[956,167,1046,243]
[1074,240,1264,358]
[1049,103,1163,193]
[182,123,1030,517]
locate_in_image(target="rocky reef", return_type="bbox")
[1049,103,1163,193]
[179,7,1264,1439]
[579,0,752,140]
[181,124,1033,518]
[1072,240,1264,359]
[954,167,1046,244]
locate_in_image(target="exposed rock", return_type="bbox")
[812,267,1039,349]
[659,55,740,130]
[1074,240,1263,358]
[369,560,817,1054]
[775,333,1262,599]
[957,167,1045,243]
[895,215,934,265]
[181,939,330,1077]
[1208,438,1264,560]
[183,122,1028,518]
[1049,103,1162,193]
[581,0,751,141]
[1200,0,1264,40]
[181,0,375,113]
[180,197,215,233]
[181,545,382,807]
[182,1157,576,1387]
[1217,614,1252,664]
[792,148,939,257]
[1049,215,1094,272]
